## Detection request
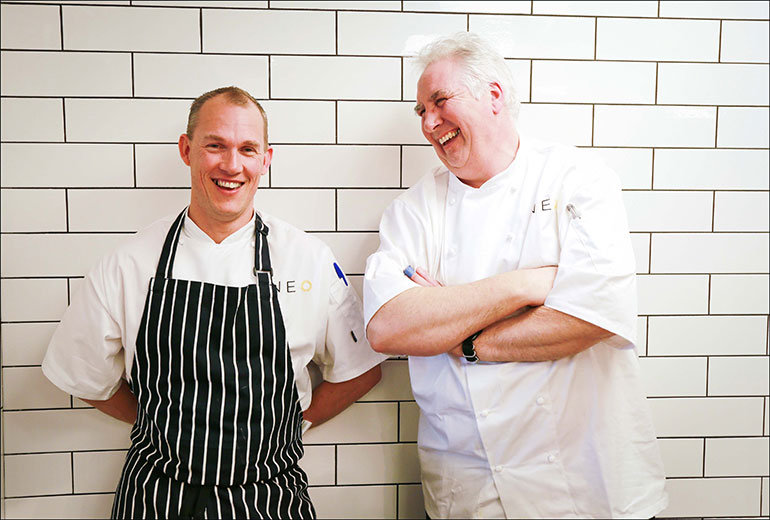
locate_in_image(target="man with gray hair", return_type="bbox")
[364,33,667,518]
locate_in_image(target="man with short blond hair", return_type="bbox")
[44,86,386,519]
[364,33,667,519]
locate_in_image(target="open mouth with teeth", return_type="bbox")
[214,179,244,191]
[438,129,460,146]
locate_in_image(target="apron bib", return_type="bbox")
[112,209,315,519]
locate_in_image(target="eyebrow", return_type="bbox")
[414,89,451,115]
[202,134,263,150]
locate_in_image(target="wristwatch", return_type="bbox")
[462,331,482,364]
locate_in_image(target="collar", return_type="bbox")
[182,209,258,246]
[448,138,529,196]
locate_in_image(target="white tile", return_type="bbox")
[714,192,769,232]
[532,61,656,104]
[662,477,761,517]
[637,274,709,315]
[1,143,134,188]
[134,1,266,5]
[3,409,132,453]
[3,366,71,409]
[648,316,767,355]
[338,11,465,56]
[518,104,593,146]
[0,323,58,366]
[0,4,61,50]
[134,54,268,99]
[631,233,650,273]
[470,14,594,59]
[359,359,414,401]
[4,453,71,497]
[658,63,769,105]
[593,148,652,190]
[0,51,131,97]
[402,58,530,103]
[649,397,764,437]
[0,98,63,142]
[398,484,425,520]
[73,450,126,493]
[763,476,769,516]
[1,234,129,277]
[721,21,770,63]
[303,402,397,444]
[313,232,380,274]
[68,189,188,232]
[309,486,396,520]
[404,1,530,14]
[135,144,190,188]
[657,438,704,478]
[706,437,769,477]
[298,445,335,486]
[271,145,400,188]
[399,401,419,442]
[402,145,443,187]
[337,189,404,231]
[203,9,334,54]
[594,105,716,147]
[638,357,707,397]
[271,56,401,100]
[709,356,770,396]
[718,107,770,148]
[338,101,425,145]
[597,18,719,61]
[1,189,66,232]
[653,149,769,190]
[533,1,657,16]
[338,443,420,484]
[254,189,335,231]
[660,1,770,19]
[0,279,68,322]
[651,233,769,274]
[270,1,399,10]
[62,5,198,52]
[710,274,770,314]
[261,100,336,144]
[65,98,190,143]
[623,191,713,232]
[4,494,115,520]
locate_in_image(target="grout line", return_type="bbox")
[593,17,598,60]
[335,11,339,55]
[590,104,595,146]
[132,143,137,188]
[64,189,70,232]
[657,1,661,18]
[70,452,75,494]
[711,190,716,231]
[59,5,64,50]
[714,106,720,148]
[199,8,203,53]
[718,19,723,62]
[130,53,135,97]
[399,146,404,188]
[654,62,659,104]
[334,188,338,231]
[61,98,67,142]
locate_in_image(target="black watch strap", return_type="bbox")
[462,331,482,364]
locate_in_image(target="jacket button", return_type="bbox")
[494,465,503,472]
[480,409,489,418]
[547,454,556,463]
[536,396,545,406]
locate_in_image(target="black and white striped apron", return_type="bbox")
[112,209,315,519]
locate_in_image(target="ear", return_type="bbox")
[260,146,274,175]
[489,82,504,114]
[178,134,192,166]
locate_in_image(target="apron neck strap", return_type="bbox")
[254,212,272,274]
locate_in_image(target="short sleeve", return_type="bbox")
[313,256,388,383]
[363,199,431,328]
[41,263,126,400]
[544,163,638,346]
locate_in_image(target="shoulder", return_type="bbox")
[390,166,450,214]
[528,139,619,191]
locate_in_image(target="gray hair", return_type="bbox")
[414,32,519,120]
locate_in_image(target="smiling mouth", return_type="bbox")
[438,129,460,145]
[214,179,243,190]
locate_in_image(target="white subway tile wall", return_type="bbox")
[0,2,766,519]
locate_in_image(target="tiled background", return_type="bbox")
[1,1,768,518]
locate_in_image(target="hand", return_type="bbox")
[522,266,557,306]
[404,265,443,287]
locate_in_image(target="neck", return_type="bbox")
[458,128,520,188]
[187,206,254,244]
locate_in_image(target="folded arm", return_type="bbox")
[366,267,555,356]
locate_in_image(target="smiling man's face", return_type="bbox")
[179,95,271,238]
[415,58,503,187]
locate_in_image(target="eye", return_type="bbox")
[435,97,447,107]
[242,147,257,154]
[206,143,222,149]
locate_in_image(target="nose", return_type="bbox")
[220,148,242,175]
[422,108,442,134]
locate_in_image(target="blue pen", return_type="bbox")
[403,265,415,278]
[333,262,348,286]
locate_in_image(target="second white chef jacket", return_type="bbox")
[364,138,668,519]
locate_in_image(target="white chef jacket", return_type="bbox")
[364,138,668,519]
[43,209,387,414]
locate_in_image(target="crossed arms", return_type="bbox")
[366,266,611,363]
